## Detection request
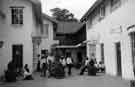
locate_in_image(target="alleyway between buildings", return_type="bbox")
[0,69,130,87]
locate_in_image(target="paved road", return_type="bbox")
[0,69,130,87]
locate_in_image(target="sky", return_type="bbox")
[40,0,97,19]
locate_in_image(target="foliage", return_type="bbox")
[50,8,78,22]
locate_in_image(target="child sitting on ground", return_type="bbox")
[23,64,33,80]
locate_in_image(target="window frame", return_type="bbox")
[88,44,96,58]
[130,32,135,69]
[110,0,121,12]
[42,24,49,37]
[10,6,24,25]
[100,4,106,18]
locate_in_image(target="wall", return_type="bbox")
[86,0,135,80]
[0,0,37,75]
[86,0,128,30]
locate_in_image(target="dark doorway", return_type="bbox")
[66,52,71,57]
[77,52,82,63]
[130,32,135,76]
[12,44,23,69]
[101,43,104,63]
[115,42,122,76]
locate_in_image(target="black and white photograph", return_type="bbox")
[0,0,135,87]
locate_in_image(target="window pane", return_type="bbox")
[100,5,105,17]
[43,24,49,37]
[11,7,23,24]
[111,0,118,6]
[88,44,96,58]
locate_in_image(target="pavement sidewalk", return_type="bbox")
[101,74,131,87]
[0,69,132,87]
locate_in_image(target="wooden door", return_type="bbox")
[12,44,23,69]
[115,42,122,76]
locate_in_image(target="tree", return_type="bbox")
[50,8,78,22]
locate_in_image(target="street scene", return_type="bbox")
[0,0,135,87]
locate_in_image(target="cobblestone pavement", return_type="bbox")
[0,68,130,87]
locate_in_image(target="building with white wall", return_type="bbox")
[0,0,42,76]
[40,14,59,54]
[32,14,59,71]
[81,0,135,80]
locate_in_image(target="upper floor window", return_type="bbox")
[10,7,24,25]
[111,0,121,11]
[100,5,105,18]
[87,16,92,29]
[99,4,106,21]
[42,24,49,37]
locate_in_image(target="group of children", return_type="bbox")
[79,57,105,75]
[39,54,105,78]
[39,54,73,78]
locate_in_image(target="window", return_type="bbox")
[88,44,96,58]
[10,7,24,25]
[111,0,120,6]
[87,17,92,29]
[130,32,135,70]
[0,10,5,19]
[101,43,104,63]
[42,24,49,37]
[100,5,105,18]
[111,0,121,11]
[0,41,4,48]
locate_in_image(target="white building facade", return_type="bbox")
[32,14,59,71]
[40,14,59,54]
[81,0,135,80]
[0,0,42,75]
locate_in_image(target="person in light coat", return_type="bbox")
[66,56,73,75]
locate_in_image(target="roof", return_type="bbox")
[80,0,103,22]
[42,13,58,23]
[57,22,84,34]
